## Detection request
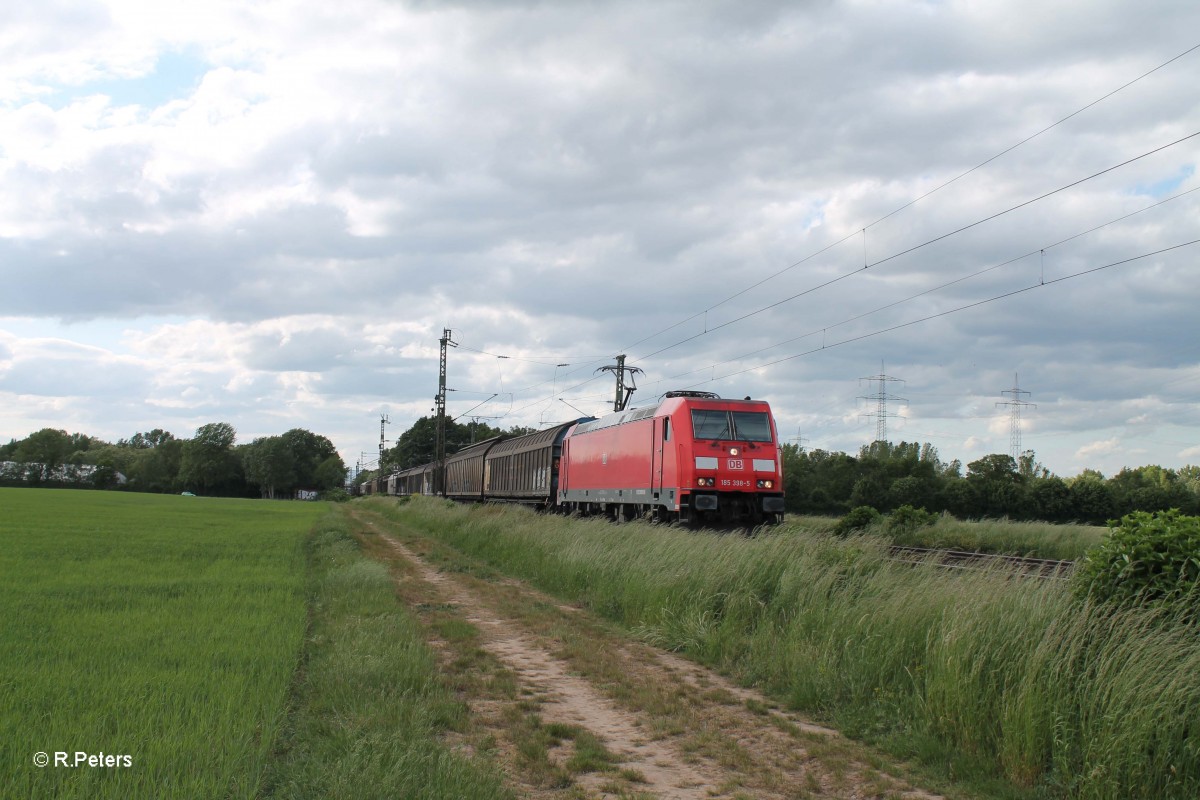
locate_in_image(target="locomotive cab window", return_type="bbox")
[731,411,773,443]
[690,409,731,440]
[663,418,670,441]
[691,409,773,442]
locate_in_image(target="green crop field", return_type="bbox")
[0,488,321,799]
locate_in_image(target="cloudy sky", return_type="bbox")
[1,0,1197,478]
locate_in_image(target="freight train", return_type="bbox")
[367,390,786,526]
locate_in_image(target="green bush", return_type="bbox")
[320,487,350,503]
[885,504,937,537]
[1074,509,1200,608]
[834,505,881,536]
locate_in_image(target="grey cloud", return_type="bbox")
[0,353,149,399]
[240,327,361,373]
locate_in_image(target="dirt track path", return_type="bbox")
[353,510,946,800]
[384,532,719,799]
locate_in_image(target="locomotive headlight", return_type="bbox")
[757,479,774,489]
[729,447,739,456]
[698,477,715,487]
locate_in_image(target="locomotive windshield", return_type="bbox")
[691,409,731,439]
[731,411,773,442]
[690,409,774,442]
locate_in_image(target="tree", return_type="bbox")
[179,423,240,495]
[385,417,517,472]
[242,436,296,499]
[127,438,184,492]
[888,475,933,510]
[938,477,979,518]
[87,443,134,476]
[13,428,73,481]
[313,455,348,491]
[1029,476,1073,522]
[804,449,861,511]
[1018,450,1049,480]
[1108,465,1197,516]
[1069,475,1115,524]
[780,443,813,512]
[1180,465,1200,495]
[280,429,341,489]
[385,417,439,471]
[967,454,1020,483]
[849,475,887,510]
[123,429,177,449]
[965,454,1024,517]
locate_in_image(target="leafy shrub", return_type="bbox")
[886,504,938,537]
[320,487,350,503]
[834,505,881,536]
[1073,509,1200,608]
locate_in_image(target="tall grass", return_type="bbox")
[261,510,512,800]
[0,488,321,799]
[372,496,1200,799]
[889,515,1105,560]
[795,512,1105,559]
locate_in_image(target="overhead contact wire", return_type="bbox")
[718,240,1200,381]
[619,42,1200,354]
[630,129,1200,364]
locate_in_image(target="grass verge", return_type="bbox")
[261,507,512,799]
[367,496,1200,800]
[791,512,1104,559]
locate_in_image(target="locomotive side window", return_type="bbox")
[663,418,670,441]
[690,409,731,440]
[731,411,773,442]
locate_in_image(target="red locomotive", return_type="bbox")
[382,390,785,526]
[558,391,785,525]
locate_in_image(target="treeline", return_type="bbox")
[784,440,1200,523]
[0,424,347,498]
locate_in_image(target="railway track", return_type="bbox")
[889,545,1075,579]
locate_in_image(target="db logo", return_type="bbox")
[727,459,744,470]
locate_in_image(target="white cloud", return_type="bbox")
[1076,438,1122,461]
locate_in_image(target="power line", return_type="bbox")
[384,47,1199,448]
[437,177,1198,432]
[861,129,1200,272]
[636,185,1200,388]
[455,342,610,365]
[712,239,1200,382]
[621,239,1198,401]
[863,42,1200,231]
[618,42,1200,355]
[630,129,1200,364]
[453,185,1200,426]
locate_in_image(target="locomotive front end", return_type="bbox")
[675,397,786,525]
[555,390,786,526]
